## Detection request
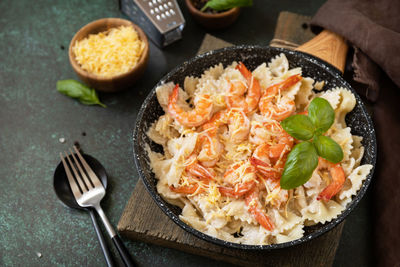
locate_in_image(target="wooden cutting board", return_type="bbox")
[118,11,346,267]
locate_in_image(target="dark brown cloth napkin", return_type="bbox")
[311,0,400,102]
[311,1,400,266]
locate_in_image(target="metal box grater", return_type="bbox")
[120,0,185,48]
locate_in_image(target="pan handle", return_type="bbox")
[296,30,348,73]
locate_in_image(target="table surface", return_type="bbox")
[0,0,374,266]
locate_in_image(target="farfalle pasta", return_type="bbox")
[146,53,372,245]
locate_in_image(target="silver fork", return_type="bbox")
[60,146,135,267]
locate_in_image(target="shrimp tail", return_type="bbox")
[225,62,261,113]
[218,181,255,198]
[186,161,215,181]
[170,184,201,194]
[245,190,274,231]
[317,160,346,201]
[249,157,281,180]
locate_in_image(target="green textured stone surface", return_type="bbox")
[0,0,373,266]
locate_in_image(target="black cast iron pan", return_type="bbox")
[132,30,377,250]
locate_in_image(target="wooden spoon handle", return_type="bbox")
[296,30,348,73]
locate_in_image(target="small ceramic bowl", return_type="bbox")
[185,0,240,30]
[69,18,149,92]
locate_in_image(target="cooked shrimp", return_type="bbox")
[170,183,201,194]
[169,173,206,195]
[218,161,257,198]
[249,121,271,145]
[263,178,288,208]
[250,144,286,180]
[219,181,256,198]
[168,84,213,127]
[269,131,294,158]
[203,109,250,143]
[196,132,224,167]
[259,74,302,121]
[245,188,274,231]
[317,158,346,201]
[249,121,293,179]
[249,121,294,155]
[228,110,251,142]
[170,154,216,195]
[225,62,261,114]
[185,154,216,181]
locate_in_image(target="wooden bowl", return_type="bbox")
[69,18,149,92]
[185,0,240,30]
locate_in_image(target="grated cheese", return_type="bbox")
[206,182,221,204]
[73,25,145,78]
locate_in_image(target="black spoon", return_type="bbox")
[54,154,114,267]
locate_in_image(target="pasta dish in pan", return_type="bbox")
[146,53,372,245]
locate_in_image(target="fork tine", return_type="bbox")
[73,146,103,188]
[60,153,82,199]
[64,151,88,193]
[68,148,94,190]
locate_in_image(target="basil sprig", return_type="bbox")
[57,80,106,108]
[200,0,253,12]
[280,97,343,190]
[308,97,335,133]
[280,142,319,189]
[280,114,314,141]
[313,135,343,164]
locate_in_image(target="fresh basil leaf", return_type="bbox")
[313,135,343,163]
[280,141,319,190]
[308,97,334,133]
[201,0,252,12]
[57,80,106,108]
[281,114,315,141]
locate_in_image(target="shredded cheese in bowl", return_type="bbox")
[73,25,145,78]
